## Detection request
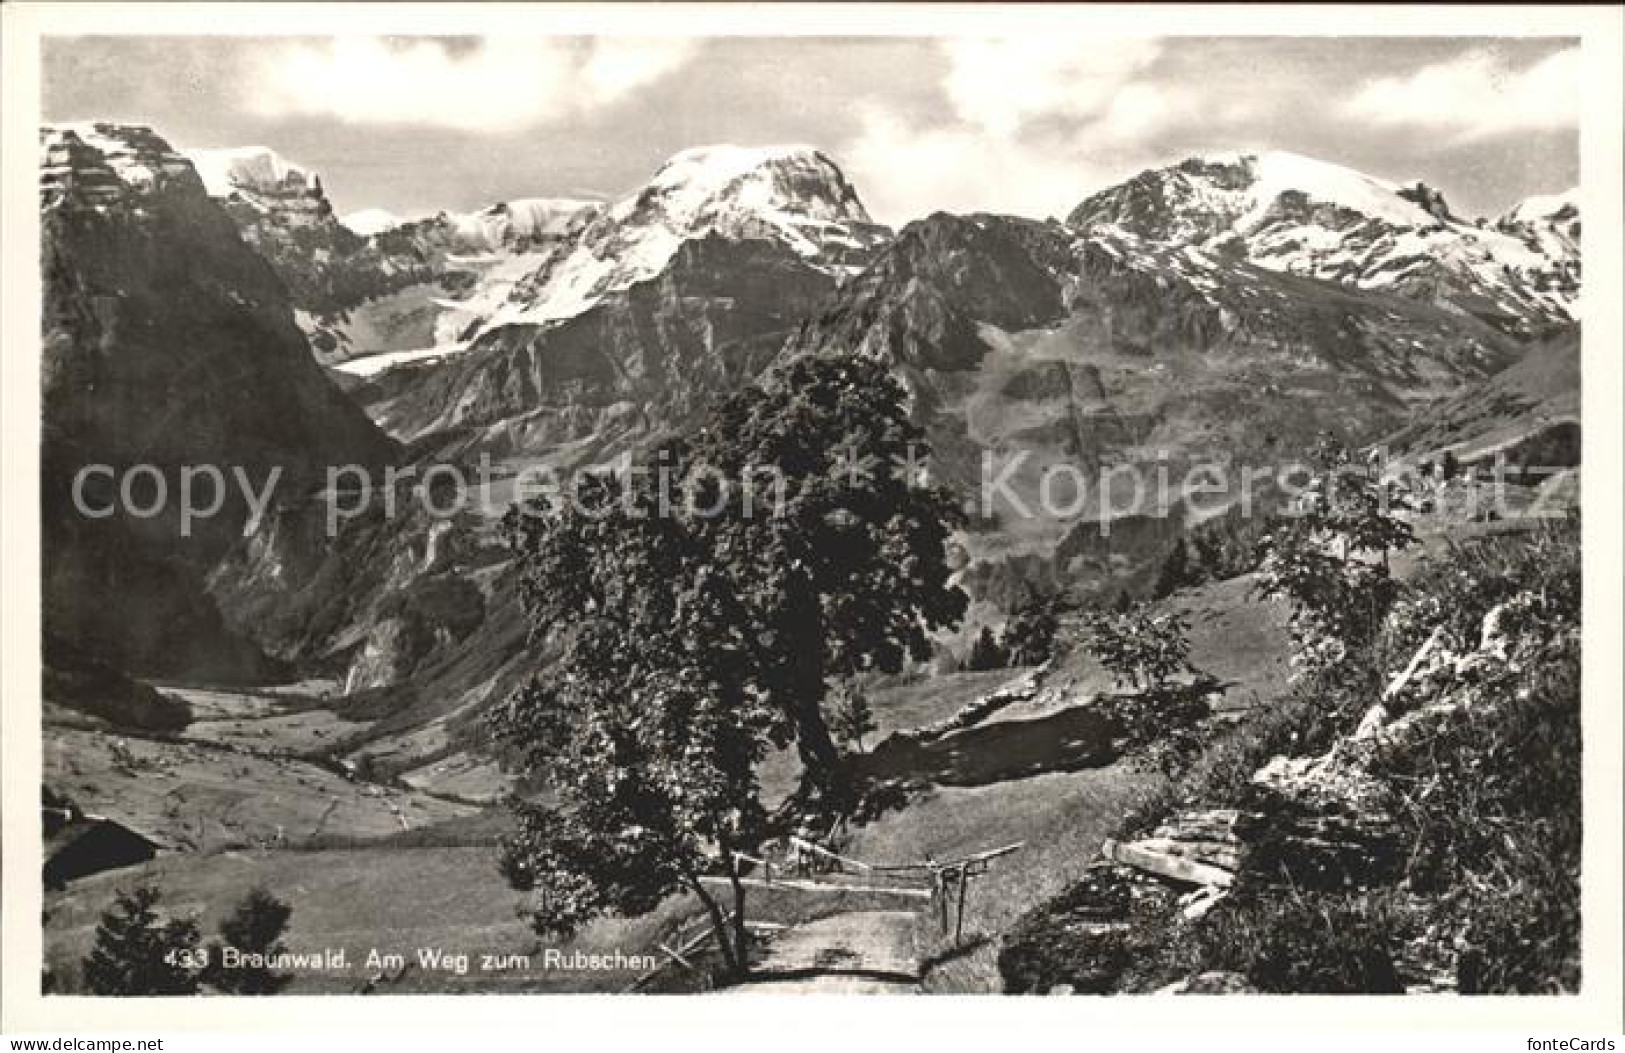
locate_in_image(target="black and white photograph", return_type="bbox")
[2,2,1621,1042]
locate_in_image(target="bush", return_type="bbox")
[1019,510,1581,995]
[1387,520,1579,655]
[1084,607,1197,693]
[1369,525,1581,992]
[1254,434,1414,685]
[1114,691,1320,839]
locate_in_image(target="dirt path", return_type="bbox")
[730,911,921,994]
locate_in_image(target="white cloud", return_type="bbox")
[1343,47,1579,140]
[579,38,701,105]
[248,37,699,132]
[843,38,1198,225]
[1096,82,1194,141]
[843,108,1124,227]
[941,37,1164,135]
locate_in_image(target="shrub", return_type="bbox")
[1084,607,1197,693]
[1368,526,1581,992]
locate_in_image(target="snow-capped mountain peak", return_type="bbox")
[624,143,874,238]
[186,145,317,199]
[1070,150,1579,335]
[1222,149,1441,229]
[1501,187,1579,227]
[437,198,604,253]
[40,123,203,209]
[342,207,407,238]
[1070,150,1443,242]
[461,143,889,337]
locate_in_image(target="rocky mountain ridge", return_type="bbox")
[1068,151,1579,338]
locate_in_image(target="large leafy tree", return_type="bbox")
[671,353,969,788]
[489,353,967,979]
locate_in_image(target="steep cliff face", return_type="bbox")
[42,123,396,678]
[186,145,444,362]
[421,197,605,254]
[359,199,604,352]
[1069,151,1579,338]
[1383,324,1580,478]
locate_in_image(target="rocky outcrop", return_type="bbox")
[1000,591,1559,995]
[187,146,445,361]
[784,213,1073,375]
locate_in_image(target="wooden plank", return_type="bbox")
[957,841,1025,865]
[1103,838,1235,889]
[788,835,873,872]
[699,875,933,900]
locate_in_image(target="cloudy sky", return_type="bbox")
[43,35,1578,226]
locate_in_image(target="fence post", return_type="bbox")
[954,865,969,944]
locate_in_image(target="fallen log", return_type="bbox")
[1102,838,1235,889]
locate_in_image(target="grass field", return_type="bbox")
[43,846,701,994]
[43,726,478,850]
